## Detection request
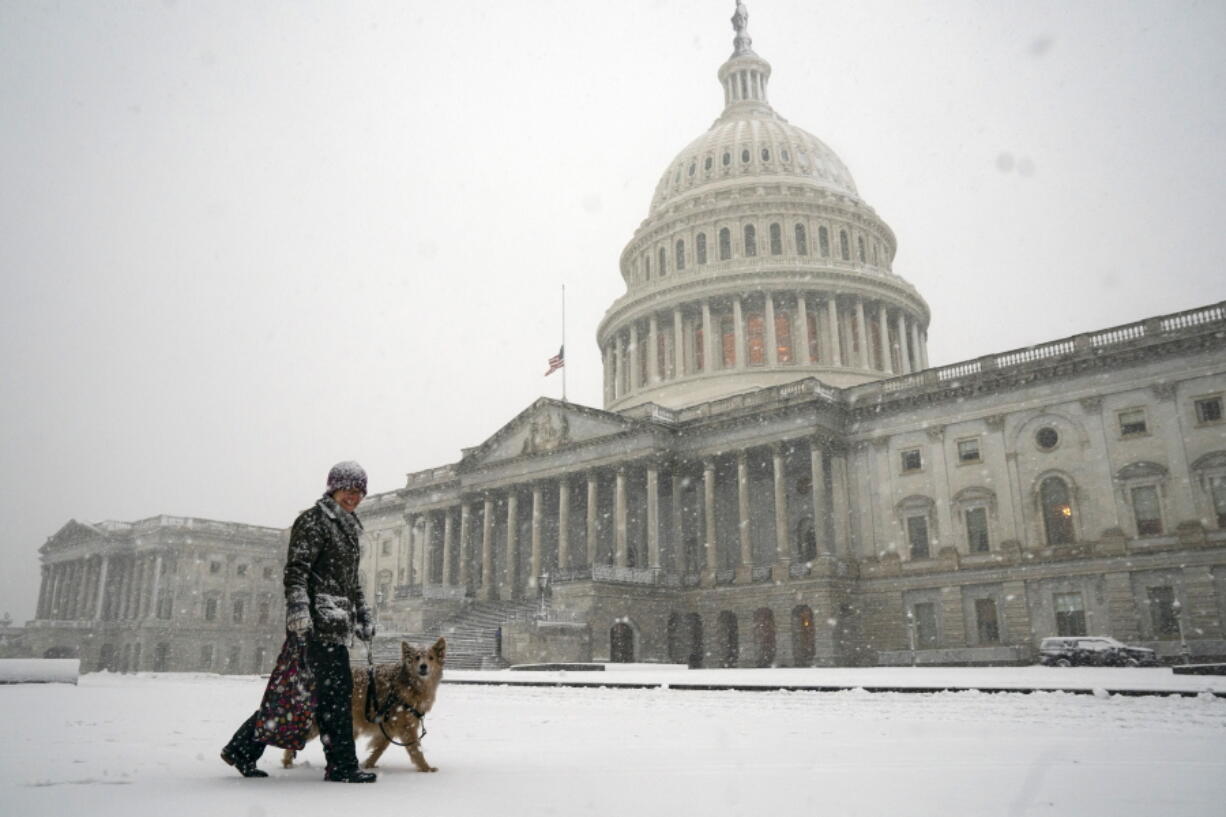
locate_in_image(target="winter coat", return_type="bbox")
[283,496,373,645]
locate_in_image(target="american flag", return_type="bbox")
[544,345,565,376]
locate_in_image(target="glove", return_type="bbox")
[286,607,312,637]
[355,607,375,642]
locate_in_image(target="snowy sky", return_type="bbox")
[1,0,1224,622]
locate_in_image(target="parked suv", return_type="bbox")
[1039,636,1158,667]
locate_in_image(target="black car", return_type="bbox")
[1039,636,1159,667]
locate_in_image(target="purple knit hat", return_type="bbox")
[326,461,367,496]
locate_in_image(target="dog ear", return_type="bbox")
[401,641,413,661]
[432,637,446,661]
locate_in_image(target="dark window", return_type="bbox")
[720,316,736,368]
[1036,427,1059,450]
[818,226,830,257]
[1041,476,1075,545]
[744,224,757,257]
[232,599,244,624]
[1195,396,1223,424]
[693,323,704,372]
[236,564,248,577]
[1131,485,1163,536]
[263,566,274,580]
[659,247,667,276]
[741,148,750,163]
[156,590,173,620]
[1211,476,1226,528]
[966,507,990,552]
[839,230,850,260]
[1119,409,1147,436]
[746,313,765,366]
[901,449,922,473]
[858,236,866,262]
[912,602,938,647]
[258,601,270,625]
[975,598,1000,644]
[1054,592,1087,637]
[719,228,732,260]
[210,561,222,574]
[907,515,930,559]
[200,645,214,670]
[704,156,712,171]
[688,161,695,177]
[782,149,790,162]
[775,308,793,364]
[696,233,708,265]
[769,223,783,255]
[1147,586,1179,637]
[795,224,808,255]
[675,240,686,271]
[722,151,731,166]
[205,598,218,621]
[957,439,981,463]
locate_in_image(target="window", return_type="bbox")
[156,589,173,620]
[1035,427,1059,450]
[210,561,222,574]
[775,308,793,363]
[644,254,651,279]
[722,151,731,166]
[704,156,712,171]
[1131,485,1163,536]
[906,515,930,559]
[1211,474,1226,529]
[769,223,783,255]
[1195,396,1223,424]
[1119,408,1148,436]
[795,224,808,255]
[236,564,248,577]
[381,540,392,557]
[232,599,244,624]
[818,226,830,257]
[1040,476,1075,545]
[858,235,866,262]
[806,309,819,362]
[761,147,770,161]
[226,645,240,673]
[957,438,981,463]
[200,645,214,670]
[901,449,923,473]
[1054,591,1087,636]
[688,161,695,177]
[693,323,704,372]
[741,148,750,163]
[205,598,218,621]
[839,230,850,260]
[744,224,757,257]
[258,601,270,625]
[1147,586,1179,637]
[263,566,274,580]
[912,602,938,647]
[974,598,1000,644]
[746,313,765,366]
[720,316,736,368]
[658,247,667,276]
[719,228,732,260]
[966,507,990,552]
[696,232,708,265]
[675,240,685,271]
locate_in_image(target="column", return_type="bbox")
[648,314,660,384]
[920,330,930,369]
[603,344,614,405]
[830,452,851,555]
[442,508,455,587]
[772,443,791,579]
[810,442,830,555]
[36,566,50,619]
[530,483,543,588]
[910,320,924,371]
[504,492,519,598]
[670,470,685,573]
[422,512,435,588]
[855,297,870,369]
[702,458,717,586]
[614,334,625,398]
[557,477,571,572]
[701,300,714,373]
[733,296,746,370]
[614,467,628,568]
[736,451,753,583]
[73,561,88,619]
[827,298,843,366]
[148,554,162,620]
[118,558,133,620]
[764,294,779,366]
[673,308,685,377]
[646,462,661,573]
[796,293,812,365]
[877,305,893,374]
[94,556,110,620]
[629,323,640,391]
[586,473,599,569]
[481,497,495,599]
[459,502,473,589]
[896,312,912,374]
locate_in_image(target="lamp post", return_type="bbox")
[1172,599,1191,665]
[906,609,917,667]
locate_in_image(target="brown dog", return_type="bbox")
[282,637,445,772]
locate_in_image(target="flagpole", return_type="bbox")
[561,284,567,402]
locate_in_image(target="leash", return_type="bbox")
[362,639,428,748]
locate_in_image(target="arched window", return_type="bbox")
[753,608,776,668]
[696,232,708,265]
[795,224,808,255]
[858,236,866,262]
[741,148,751,163]
[658,247,667,277]
[818,226,830,257]
[675,240,685,271]
[1040,476,1075,545]
[839,230,850,260]
[722,151,731,167]
[719,228,732,260]
[769,223,783,255]
[717,611,739,668]
[744,224,757,257]
[792,605,816,667]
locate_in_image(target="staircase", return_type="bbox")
[366,599,540,670]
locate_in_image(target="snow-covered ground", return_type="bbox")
[2,668,1224,817]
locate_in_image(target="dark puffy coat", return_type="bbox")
[283,498,372,645]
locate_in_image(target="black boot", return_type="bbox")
[221,747,269,778]
[324,766,377,783]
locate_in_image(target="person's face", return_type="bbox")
[332,488,364,513]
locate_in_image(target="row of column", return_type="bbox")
[604,291,929,402]
[36,553,163,622]
[404,439,852,599]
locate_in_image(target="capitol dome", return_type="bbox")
[598,3,931,412]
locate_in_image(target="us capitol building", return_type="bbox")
[23,5,1226,672]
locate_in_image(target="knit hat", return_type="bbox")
[326,461,367,496]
